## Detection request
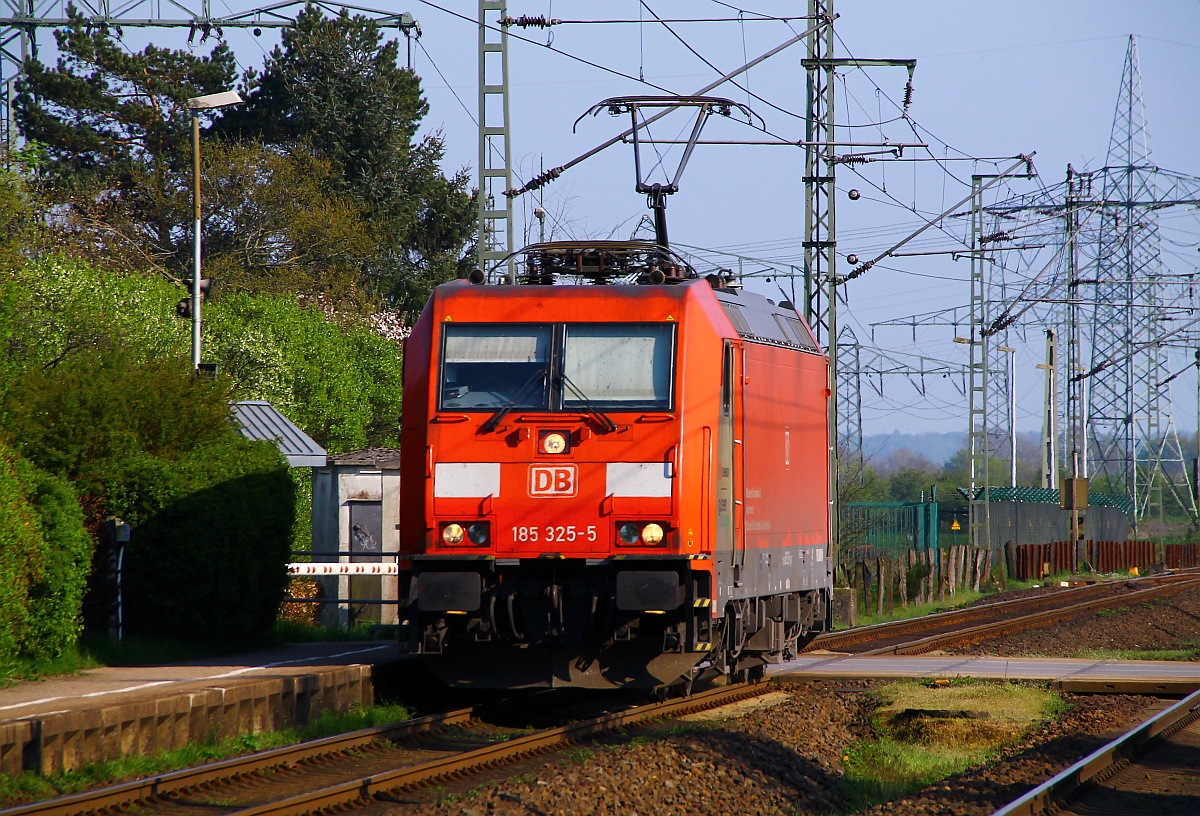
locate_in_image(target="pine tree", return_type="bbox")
[220,4,476,317]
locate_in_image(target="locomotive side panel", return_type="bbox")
[399,304,435,557]
[739,343,830,594]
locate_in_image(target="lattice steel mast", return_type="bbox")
[477,0,514,278]
[1087,36,1198,526]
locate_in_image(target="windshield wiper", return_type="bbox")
[560,374,618,433]
[479,369,548,433]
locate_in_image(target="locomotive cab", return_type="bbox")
[397,242,833,690]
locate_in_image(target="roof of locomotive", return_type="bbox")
[709,286,823,354]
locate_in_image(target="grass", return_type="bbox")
[0,702,414,807]
[77,631,234,667]
[0,644,102,687]
[270,620,397,644]
[840,679,1064,810]
[850,590,989,628]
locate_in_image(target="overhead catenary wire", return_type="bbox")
[501,16,835,198]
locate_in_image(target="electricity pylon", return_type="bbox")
[1087,36,1199,526]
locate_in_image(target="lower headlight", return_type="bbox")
[618,522,641,544]
[641,523,665,545]
[467,522,490,544]
[442,523,465,545]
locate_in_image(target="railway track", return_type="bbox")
[0,683,769,816]
[804,571,1200,656]
[993,686,1200,816]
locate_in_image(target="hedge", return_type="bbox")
[0,440,92,678]
[121,440,295,645]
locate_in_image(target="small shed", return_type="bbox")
[312,448,402,627]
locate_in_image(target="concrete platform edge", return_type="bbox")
[0,665,372,776]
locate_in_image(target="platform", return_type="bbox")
[0,642,399,775]
[772,652,1200,694]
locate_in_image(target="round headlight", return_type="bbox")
[618,522,640,544]
[641,523,665,545]
[541,431,568,454]
[467,522,490,545]
[442,523,465,545]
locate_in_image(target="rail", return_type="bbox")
[806,571,1200,655]
[0,708,474,816]
[1,683,768,816]
[991,686,1200,816]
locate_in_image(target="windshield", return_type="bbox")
[563,324,674,410]
[441,325,551,409]
[439,323,675,412]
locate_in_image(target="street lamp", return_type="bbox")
[186,90,242,371]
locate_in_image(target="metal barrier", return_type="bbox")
[1009,540,1161,580]
[1164,542,1200,569]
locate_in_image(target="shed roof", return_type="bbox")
[232,401,327,467]
[327,447,402,469]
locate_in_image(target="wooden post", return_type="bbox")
[937,548,946,601]
[876,557,885,616]
[900,551,909,608]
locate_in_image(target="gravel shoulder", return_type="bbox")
[377,683,1160,816]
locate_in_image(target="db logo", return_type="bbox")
[528,464,577,497]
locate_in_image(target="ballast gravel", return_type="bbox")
[396,683,1158,816]
[949,583,1200,657]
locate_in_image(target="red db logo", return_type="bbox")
[529,464,577,497]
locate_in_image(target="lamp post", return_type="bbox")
[185,90,242,371]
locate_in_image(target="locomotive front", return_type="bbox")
[398,263,724,689]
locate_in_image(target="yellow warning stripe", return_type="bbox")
[693,598,712,608]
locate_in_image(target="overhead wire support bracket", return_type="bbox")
[504,15,836,199]
[841,154,1036,284]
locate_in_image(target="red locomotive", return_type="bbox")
[397,240,833,691]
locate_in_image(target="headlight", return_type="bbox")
[618,522,640,544]
[442,523,465,545]
[539,430,569,454]
[641,523,665,545]
[467,522,490,544]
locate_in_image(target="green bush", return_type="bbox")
[0,442,40,678]
[3,257,403,454]
[0,440,92,679]
[122,441,294,645]
[5,349,239,505]
[3,255,186,371]
[14,460,92,662]
[5,347,294,645]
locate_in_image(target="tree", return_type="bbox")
[199,141,378,308]
[220,4,476,316]
[14,9,237,275]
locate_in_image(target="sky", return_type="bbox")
[31,1,1200,437]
